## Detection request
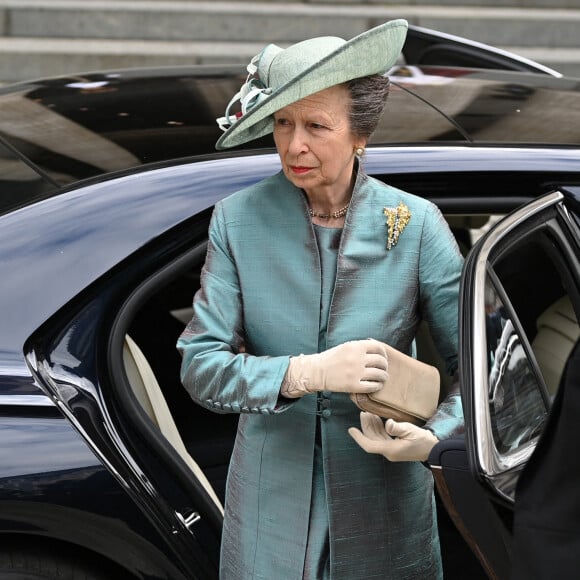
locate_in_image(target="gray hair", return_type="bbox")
[347,74,391,139]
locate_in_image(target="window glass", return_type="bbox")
[0,73,250,187]
[484,226,579,457]
[400,67,580,145]
[484,279,547,455]
[373,68,467,144]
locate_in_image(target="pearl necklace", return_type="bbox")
[308,203,350,220]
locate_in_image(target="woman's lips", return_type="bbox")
[289,166,312,175]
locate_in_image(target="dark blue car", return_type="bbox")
[0,26,579,579]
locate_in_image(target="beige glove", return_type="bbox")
[280,339,389,398]
[348,412,439,462]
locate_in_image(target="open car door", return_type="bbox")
[403,24,561,76]
[429,189,580,579]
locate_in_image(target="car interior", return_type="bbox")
[126,264,236,507]
[532,295,579,395]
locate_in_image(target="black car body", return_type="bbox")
[1,26,579,579]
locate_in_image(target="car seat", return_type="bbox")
[531,295,580,396]
[122,334,224,514]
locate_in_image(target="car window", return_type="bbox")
[372,72,468,144]
[489,223,579,398]
[394,67,580,145]
[483,274,551,457]
[0,72,253,188]
[464,192,580,500]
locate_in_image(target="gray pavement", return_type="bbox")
[1,0,580,82]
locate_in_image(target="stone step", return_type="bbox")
[0,1,579,82]
[2,1,580,48]
[0,38,262,82]
[507,47,580,78]
[22,0,580,8]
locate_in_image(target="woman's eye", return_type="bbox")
[275,118,289,126]
[310,123,325,130]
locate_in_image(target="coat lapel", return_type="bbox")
[239,172,323,356]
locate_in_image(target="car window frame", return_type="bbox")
[460,190,580,502]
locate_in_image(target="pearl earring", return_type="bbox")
[355,147,364,157]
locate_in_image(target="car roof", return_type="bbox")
[0,61,579,216]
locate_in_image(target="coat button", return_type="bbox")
[321,409,332,419]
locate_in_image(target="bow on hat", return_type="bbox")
[216,55,273,132]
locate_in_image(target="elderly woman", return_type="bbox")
[178,19,464,580]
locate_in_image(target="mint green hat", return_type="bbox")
[215,19,408,150]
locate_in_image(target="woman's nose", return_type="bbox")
[288,127,309,155]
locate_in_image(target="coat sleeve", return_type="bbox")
[177,202,292,415]
[417,203,465,440]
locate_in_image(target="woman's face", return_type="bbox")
[273,84,364,198]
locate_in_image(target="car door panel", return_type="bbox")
[430,438,510,580]
[442,190,580,578]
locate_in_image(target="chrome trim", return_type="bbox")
[26,349,133,492]
[558,202,580,248]
[0,394,56,406]
[25,347,193,541]
[471,191,564,478]
[177,510,201,533]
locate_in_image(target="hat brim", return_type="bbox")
[215,19,408,150]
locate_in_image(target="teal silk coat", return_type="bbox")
[178,169,464,579]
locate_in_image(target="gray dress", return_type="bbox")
[303,224,341,580]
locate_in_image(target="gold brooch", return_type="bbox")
[383,202,411,250]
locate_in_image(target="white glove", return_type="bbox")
[280,339,389,398]
[348,412,439,462]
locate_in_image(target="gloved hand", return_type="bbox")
[280,339,389,398]
[348,412,439,462]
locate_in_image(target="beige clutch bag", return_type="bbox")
[349,345,440,425]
